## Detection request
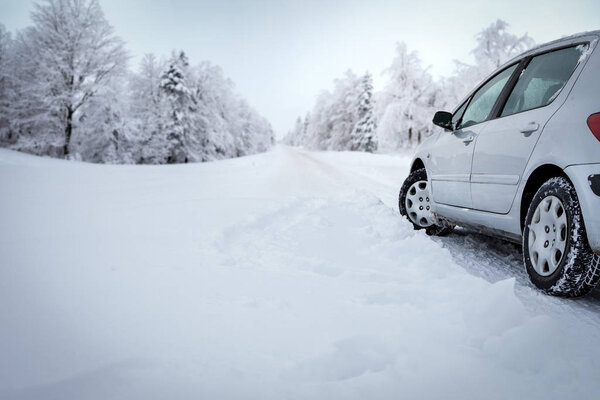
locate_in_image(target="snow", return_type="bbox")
[576,42,594,64]
[1,146,600,399]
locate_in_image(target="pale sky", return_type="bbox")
[1,0,599,137]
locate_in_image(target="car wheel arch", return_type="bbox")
[411,158,425,174]
[520,164,570,232]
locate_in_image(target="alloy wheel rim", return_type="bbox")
[528,195,568,277]
[405,180,433,228]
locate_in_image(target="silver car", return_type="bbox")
[399,31,600,297]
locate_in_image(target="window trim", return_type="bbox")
[489,59,527,119]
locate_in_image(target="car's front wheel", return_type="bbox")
[399,168,452,236]
[523,176,600,297]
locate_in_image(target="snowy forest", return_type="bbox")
[283,20,535,152]
[0,0,274,164]
[0,0,537,163]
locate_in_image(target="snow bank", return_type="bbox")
[1,146,599,399]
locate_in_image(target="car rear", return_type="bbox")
[546,35,600,253]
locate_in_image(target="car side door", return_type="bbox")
[471,44,589,213]
[430,63,518,209]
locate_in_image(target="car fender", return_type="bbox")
[409,131,441,174]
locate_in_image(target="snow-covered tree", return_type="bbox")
[376,42,435,150]
[128,53,169,163]
[440,20,534,108]
[233,99,274,156]
[327,70,362,150]
[283,116,303,146]
[74,76,136,163]
[192,61,237,160]
[160,51,195,163]
[0,2,273,164]
[127,55,274,164]
[9,0,129,158]
[0,24,13,143]
[285,71,377,152]
[290,70,365,151]
[302,112,310,143]
[285,20,534,153]
[473,19,534,71]
[350,72,377,152]
[304,91,331,149]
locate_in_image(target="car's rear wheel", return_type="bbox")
[523,177,600,297]
[399,168,452,236]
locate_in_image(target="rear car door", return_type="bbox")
[430,63,518,208]
[471,44,589,213]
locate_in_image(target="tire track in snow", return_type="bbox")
[282,147,600,328]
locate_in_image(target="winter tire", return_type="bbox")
[399,168,452,236]
[523,176,600,297]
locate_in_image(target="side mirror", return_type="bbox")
[432,111,453,131]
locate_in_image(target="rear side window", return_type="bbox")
[501,44,587,117]
[458,64,517,129]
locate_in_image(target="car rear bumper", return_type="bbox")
[565,163,600,254]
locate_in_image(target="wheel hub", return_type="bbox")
[527,195,568,277]
[405,180,433,228]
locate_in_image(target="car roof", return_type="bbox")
[503,30,600,66]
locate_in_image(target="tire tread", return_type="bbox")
[523,176,600,297]
[399,168,452,236]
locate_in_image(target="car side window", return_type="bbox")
[458,64,517,129]
[501,44,587,117]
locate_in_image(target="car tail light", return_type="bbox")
[588,113,600,142]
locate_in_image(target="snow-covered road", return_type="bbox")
[1,146,599,399]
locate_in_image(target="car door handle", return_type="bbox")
[520,122,540,134]
[462,135,475,144]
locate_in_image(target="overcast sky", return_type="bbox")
[1,0,599,137]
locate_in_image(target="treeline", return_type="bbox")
[0,0,274,164]
[286,71,377,152]
[284,20,534,152]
